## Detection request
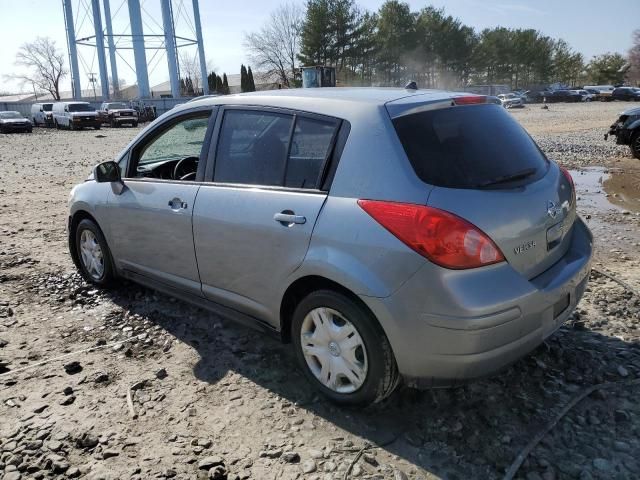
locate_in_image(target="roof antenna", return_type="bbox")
[404,81,418,90]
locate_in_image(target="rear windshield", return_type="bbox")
[392,104,548,189]
[43,104,53,111]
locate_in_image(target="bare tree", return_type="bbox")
[179,50,203,95]
[628,29,640,85]
[8,37,67,100]
[244,2,303,87]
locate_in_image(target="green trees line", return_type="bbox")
[278,0,629,89]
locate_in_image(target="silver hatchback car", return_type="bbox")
[68,88,593,405]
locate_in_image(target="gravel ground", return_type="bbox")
[1,102,640,480]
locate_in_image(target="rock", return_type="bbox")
[3,471,22,480]
[51,457,70,473]
[0,338,7,347]
[198,455,225,470]
[45,440,63,452]
[208,465,227,479]
[64,361,82,375]
[260,448,282,459]
[62,386,74,396]
[32,404,48,414]
[93,371,109,383]
[59,395,76,406]
[281,451,300,463]
[593,458,611,472]
[67,466,81,478]
[617,365,629,377]
[394,470,409,480]
[102,449,119,459]
[323,461,337,472]
[155,368,168,380]
[76,433,99,449]
[197,438,213,449]
[302,459,317,473]
[363,453,378,466]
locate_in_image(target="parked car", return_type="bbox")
[31,102,54,126]
[53,102,101,130]
[610,87,640,102]
[584,85,615,101]
[98,102,139,127]
[543,90,582,103]
[571,89,595,102]
[0,111,32,133]
[68,89,593,405]
[497,93,525,108]
[606,105,640,158]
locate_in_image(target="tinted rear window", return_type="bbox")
[392,104,548,188]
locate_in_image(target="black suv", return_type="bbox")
[606,106,640,158]
[611,87,640,101]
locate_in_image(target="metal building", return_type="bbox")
[62,0,209,100]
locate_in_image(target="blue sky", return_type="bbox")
[0,0,637,93]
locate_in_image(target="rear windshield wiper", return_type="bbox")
[476,167,537,188]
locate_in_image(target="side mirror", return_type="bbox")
[94,161,121,183]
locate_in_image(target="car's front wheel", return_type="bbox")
[74,219,114,286]
[291,290,399,406]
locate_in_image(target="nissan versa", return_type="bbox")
[67,88,593,405]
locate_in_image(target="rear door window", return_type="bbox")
[285,116,337,189]
[213,109,338,189]
[392,104,548,189]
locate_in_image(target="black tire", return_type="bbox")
[631,131,640,160]
[54,121,59,130]
[110,119,116,128]
[133,122,138,128]
[74,219,115,287]
[291,290,399,406]
[95,125,101,130]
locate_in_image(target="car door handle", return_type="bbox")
[168,198,188,210]
[274,212,306,225]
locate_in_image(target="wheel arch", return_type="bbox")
[279,275,383,344]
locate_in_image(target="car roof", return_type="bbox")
[178,87,475,120]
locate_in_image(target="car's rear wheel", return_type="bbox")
[631,132,640,160]
[291,290,399,406]
[75,219,114,286]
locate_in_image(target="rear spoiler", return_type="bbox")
[386,94,500,119]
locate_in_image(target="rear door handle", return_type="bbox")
[274,212,306,225]
[168,198,188,210]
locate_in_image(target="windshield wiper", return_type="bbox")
[476,167,537,188]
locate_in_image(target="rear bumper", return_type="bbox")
[361,217,593,388]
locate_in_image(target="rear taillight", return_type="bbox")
[453,95,487,105]
[559,166,576,205]
[357,200,505,269]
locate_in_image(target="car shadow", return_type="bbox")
[104,281,640,480]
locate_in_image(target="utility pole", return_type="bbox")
[88,73,98,100]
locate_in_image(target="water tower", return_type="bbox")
[62,0,209,100]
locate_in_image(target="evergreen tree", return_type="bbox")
[215,74,224,94]
[247,66,256,91]
[207,71,217,92]
[240,64,248,92]
[222,73,230,94]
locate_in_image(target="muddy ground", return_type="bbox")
[1,101,639,480]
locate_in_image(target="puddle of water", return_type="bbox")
[570,167,640,213]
